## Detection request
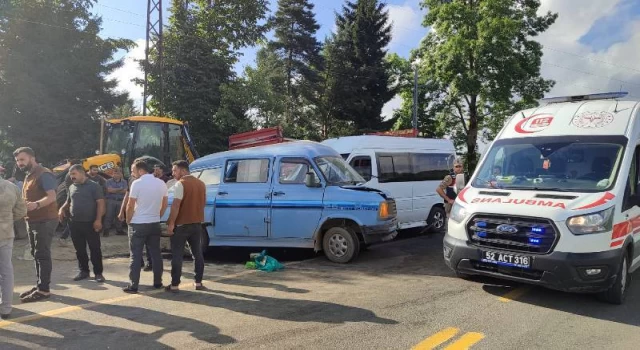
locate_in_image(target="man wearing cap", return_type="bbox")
[436,158,466,218]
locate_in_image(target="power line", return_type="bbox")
[95,4,145,17]
[545,46,640,74]
[3,16,78,32]
[542,61,640,88]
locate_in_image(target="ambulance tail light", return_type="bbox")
[566,206,614,235]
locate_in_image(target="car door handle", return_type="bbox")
[272,191,285,196]
[218,191,228,196]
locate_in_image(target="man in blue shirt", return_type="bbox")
[103,167,127,236]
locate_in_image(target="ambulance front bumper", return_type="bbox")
[443,234,622,293]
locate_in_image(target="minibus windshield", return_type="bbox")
[473,136,627,193]
[315,156,365,185]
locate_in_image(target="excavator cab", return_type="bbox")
[101,116,198,178]
[53,116,198,179]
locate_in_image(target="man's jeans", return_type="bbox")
[70,221,103,275]
[27,220,57,292]
[13,219,28,240]
[103,199,124,233]
[128,223,163,289]
[170,224,204,287]
[0,239,14,315]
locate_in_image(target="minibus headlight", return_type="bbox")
[378,201,389,219]
[566,206,614,235]
[449,202,468,224]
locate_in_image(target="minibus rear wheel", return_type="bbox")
[323,227,360,263]
[427,207,446,233]
[597,250,630,305]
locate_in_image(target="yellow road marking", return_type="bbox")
[412,327,459,350]
[0,260,307,329]
[498,286,531,303]
[443,332,485,350]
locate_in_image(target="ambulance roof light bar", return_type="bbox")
[541,92,628,104]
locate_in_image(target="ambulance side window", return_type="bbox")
[623,146,640,211]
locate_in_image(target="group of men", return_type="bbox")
[0,147,207,320]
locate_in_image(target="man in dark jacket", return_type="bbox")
[14,147,58,303]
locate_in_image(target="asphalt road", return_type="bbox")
[2,231,640,349]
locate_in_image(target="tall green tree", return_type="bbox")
[0,0,133,164]
[417,0,557,172]
[144,0,268,155]
[325,0,395,133]
[109,100,140,118]
[387,53,445,138]
[243,48,287,128]
[267,0,323,139]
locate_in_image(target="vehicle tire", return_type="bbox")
[427,206,446,233]
[323,226,360,263]
[201,226,210,255]
[597,250,630,305]
[56,182,67,209]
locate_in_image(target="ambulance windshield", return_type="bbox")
[473,136,626,193]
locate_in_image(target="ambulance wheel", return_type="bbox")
[428,207,446,233]
[598,250,630,305]
[323,227,360,264]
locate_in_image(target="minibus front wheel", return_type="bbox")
[323,226,360,263]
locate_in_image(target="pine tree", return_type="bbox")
[250,0,323,139]
[0,0,133,164]
[326,0,395,133]
[143,0,268,154]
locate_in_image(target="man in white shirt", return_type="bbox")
[123,159,168,293]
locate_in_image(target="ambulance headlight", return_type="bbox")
[566,206,614,235]
[449,202,468,224]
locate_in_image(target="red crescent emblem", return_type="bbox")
[515,114,554,134]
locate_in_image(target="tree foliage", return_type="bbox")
[325,0,395,133]
[417,0,557,172]
[268,0,323,138]
[0,0,133,165]
[387,53,445,138]
[143,0,268,155]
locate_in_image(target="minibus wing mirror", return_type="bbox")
[305,172,322,188]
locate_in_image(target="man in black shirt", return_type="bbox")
[59,165,106,282]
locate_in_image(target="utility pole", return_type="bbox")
[412,63,418,133]
[143,0,163,116]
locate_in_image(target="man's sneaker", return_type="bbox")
[143,265,152,272]
[123,286,138,294]
[19,287,37,299]
[73,271,90,281]
[95,274,106,283]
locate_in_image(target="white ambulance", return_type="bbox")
[443,92,640,304]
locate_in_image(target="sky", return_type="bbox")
[95,0,640,154]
